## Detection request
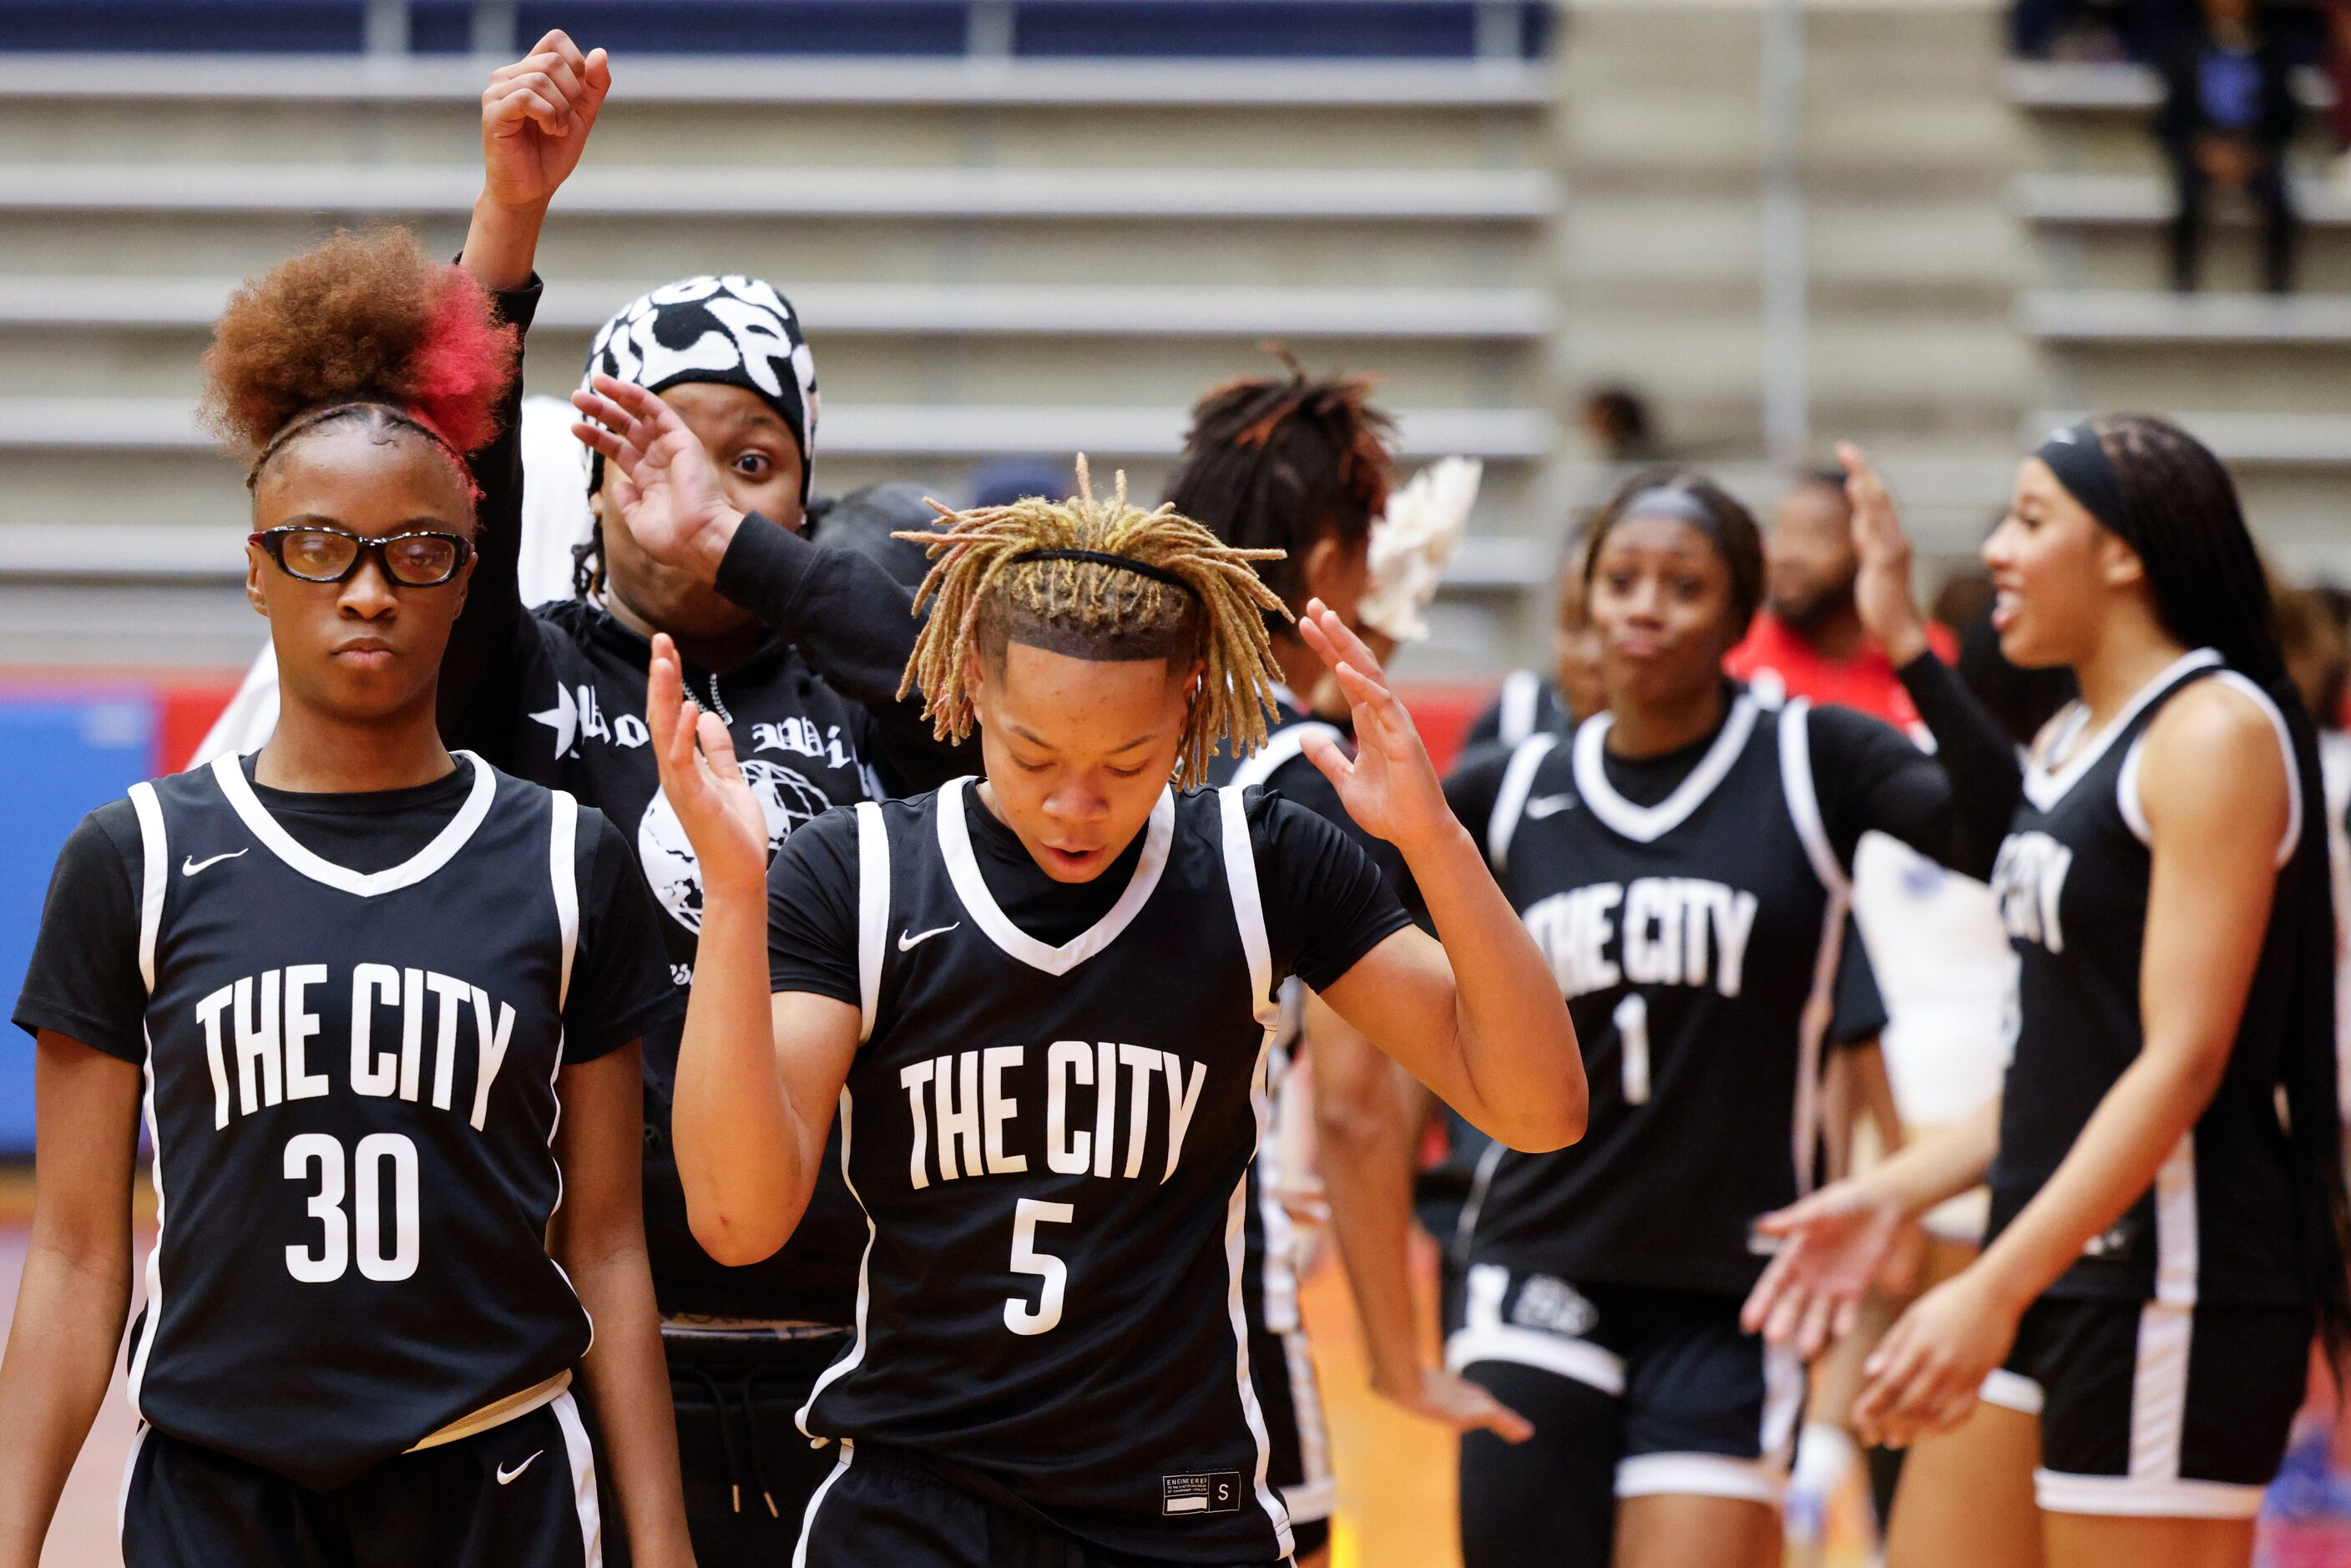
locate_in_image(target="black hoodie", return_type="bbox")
[441,278,965,1322]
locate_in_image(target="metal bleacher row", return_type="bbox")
[2006,56,2351,560]
[0,3,1560,672]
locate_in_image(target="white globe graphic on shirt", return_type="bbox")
[637,758,830,933]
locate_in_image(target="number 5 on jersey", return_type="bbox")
[1006,1198,1074,1335]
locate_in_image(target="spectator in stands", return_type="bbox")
[2012,0,2160,62]
[2158,0,2303,292]
[1578,384,1663,464]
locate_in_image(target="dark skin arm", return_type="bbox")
[547,1044,695,1568]
[1311,995,1530,1441]
[439,33,609,740]
[0,1038,141,1568]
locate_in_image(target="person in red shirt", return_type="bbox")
[1728,470,1957,727]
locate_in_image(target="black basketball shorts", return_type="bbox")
[1248,1319,1332,1559]
[1447,1264,1806,1504]
[790,1443,1291,1568]
[120,1390,605,1568]
[1979,1295,2311,1519]
[664,1324,852,1562]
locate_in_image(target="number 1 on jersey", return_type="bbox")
[1613,993,1651,1105]
[1005,1198,1074,1335]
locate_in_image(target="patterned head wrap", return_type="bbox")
[581,275,819,503]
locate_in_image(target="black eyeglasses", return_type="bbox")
[249,525,473,588]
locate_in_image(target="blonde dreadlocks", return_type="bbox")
[895,459,1291,787]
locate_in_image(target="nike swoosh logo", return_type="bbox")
[180,849,248,876]
[1524,795,1578,819]
[496,1451,542,1485]
[897,923,958,952]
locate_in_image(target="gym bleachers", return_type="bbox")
[0,3,1560,673]
[2007,57,2351,572]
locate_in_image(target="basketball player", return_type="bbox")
[1745,423,2348,1568]
[390,34,970,1549]
[1160,364,1407,1563]
[615,454,1585,1565]
[0,228,689,1566]
[1155,368,1539,1500]
[1431,470,1976,1568]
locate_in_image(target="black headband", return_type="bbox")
[1013,548,1198,598]
[1614,484,1725,534]
[2034,422,2128,536]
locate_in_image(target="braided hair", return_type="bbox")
[896,459,1291,787]
[1161,353,1396,616]
[199,226,515,509]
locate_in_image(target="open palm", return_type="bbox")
[1294,601,1453,852]
[1741,1180,1909,1358]
[647,634,769,893]
[572,376,740,572]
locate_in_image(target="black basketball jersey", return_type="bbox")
[124,752,594,1491]
[800,780,1298,1562]
[1460,694,1847,1294]
[1466,666,1571,750]
[1985,649,2306,1307]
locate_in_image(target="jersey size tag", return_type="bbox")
[1160,1472,1243,1516]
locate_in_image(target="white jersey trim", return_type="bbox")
[550,1388,605,1568]
[1498,666,1544,747]
[1227,720,1343,794]
[1486,731,1559,874]
[1278,1326,1334,1523]
[1445,1322,1628,1396]
[1774,701,1850,903]
[116,1424,148,1551]
[2118,669,2301,868]
[124,781,168,1419]
[549,791,579,1011]
[2023,649,2221,812]
[1445,1262,1629,1395]
[1777,698,1851,1197]
[796,1088,873,1443]
[1979,1367,2046,1415]
[1216,783,1297,1556]
[129,781,165,994]
[853,802,888,1042]
[1615,1453,1785,1504]
[2033,1468,2267,1520]
[938,776,1173,976]
[1572,695,1760,844]
[792,1440,856,1568]
[2150,1136,2199,1308]
[210,748,499,898]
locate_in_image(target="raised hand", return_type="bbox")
[1294,600,1454,855]
[647,632,768,896]
[572,376,744,579]
[461,32,609,291]
[481,30,611,211]
[1740,1178,1909,1358]
[1838,442,1931,667]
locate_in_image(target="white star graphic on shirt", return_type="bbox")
[528,683,578,757]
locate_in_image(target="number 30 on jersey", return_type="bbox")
[283,1131,420,1283]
